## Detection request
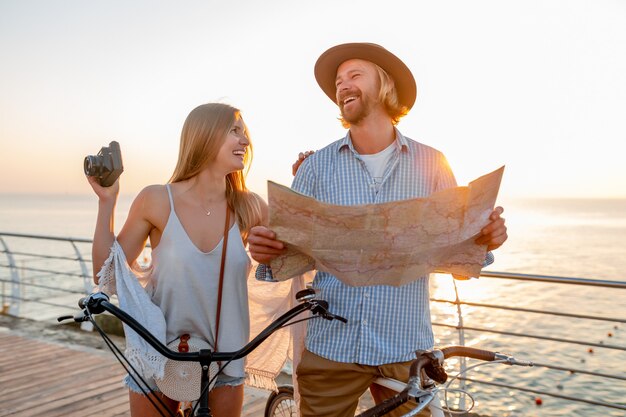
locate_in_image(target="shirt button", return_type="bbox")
[362,319,367,326]
[364,292,369,298]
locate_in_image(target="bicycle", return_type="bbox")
[265,346,533,417]
[57,288,347,417]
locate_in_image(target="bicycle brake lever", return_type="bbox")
[494,353,534,367]
[73,310,90,323]
[56,311,90,323]
[311,301,348,323]
[326,312,348,323]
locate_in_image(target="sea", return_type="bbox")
[0,194,625,417]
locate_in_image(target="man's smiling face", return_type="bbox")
[335,59,382,126]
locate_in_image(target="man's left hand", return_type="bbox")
[474,206,508,251]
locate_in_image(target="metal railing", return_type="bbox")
[431,271,626,412]
[0,232,93,317]
[1,231,625,413]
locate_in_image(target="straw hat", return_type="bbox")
[314,42,417,110]
[155,337,220,402]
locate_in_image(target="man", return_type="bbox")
[249,42,508,417]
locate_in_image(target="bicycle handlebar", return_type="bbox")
[60,291,347,363]
[440,346,533,367]
[357,346,533,417]
[441,346,496,361]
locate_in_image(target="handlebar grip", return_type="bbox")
[295,288,317,302]
[356,391,409,417]
[78,297,89,309]
[78,292,110,314]
[441,346,496,362]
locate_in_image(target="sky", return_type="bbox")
[1,0,625,201]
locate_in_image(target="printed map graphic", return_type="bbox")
[268,166,504,286]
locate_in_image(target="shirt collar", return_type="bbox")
[338,128,409,154]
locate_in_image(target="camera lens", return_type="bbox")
[84,156,99,176]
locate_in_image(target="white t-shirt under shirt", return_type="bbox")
[359,142,396,193]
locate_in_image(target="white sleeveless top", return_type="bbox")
[149,185,252,377]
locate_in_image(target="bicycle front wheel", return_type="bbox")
[264,385,296,417]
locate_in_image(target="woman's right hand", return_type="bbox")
[87,175,119,203]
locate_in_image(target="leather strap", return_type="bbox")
[177,334,191,352]
[213,208,231,353]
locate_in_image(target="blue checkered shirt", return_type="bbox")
[262,129,493,365]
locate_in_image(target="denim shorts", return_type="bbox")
[124,372,245,395]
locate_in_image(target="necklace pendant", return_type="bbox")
[206,210,211,216]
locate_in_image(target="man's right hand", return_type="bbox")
[248,226,286,264]
[292,150,315,176]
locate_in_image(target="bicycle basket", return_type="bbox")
[155,336,219,402]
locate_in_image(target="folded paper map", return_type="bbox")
[268,166,504,287]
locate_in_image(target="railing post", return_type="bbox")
[70,240,94,332]
[452,279,467,410]
[0,236,20,316]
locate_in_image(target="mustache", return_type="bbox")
[337,89,361,104]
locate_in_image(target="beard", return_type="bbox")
[339,90,375,126]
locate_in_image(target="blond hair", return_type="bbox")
[340,63,409,128]
[169,103,263,240]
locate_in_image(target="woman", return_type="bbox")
[88,103,266,417]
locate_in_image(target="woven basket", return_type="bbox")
[155,337,219,402]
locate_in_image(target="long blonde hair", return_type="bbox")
[169,103,263,240]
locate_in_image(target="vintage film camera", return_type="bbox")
[83,141,124,187]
